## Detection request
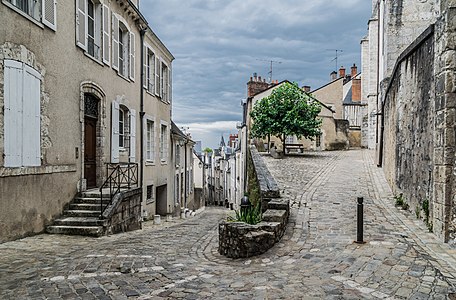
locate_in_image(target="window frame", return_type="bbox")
[159,122,168,163]
[146,119,155,163]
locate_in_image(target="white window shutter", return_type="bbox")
[160,61,164,98]
[129,109,136,162]
[155,57,160,95]
[75,0,87,50]
[142,45,147,88]
[168,67,172,103]
[111,101,120,163]
[102,4,110,65]
[3,60,23,167]
[129,32,135,81]
[42,0,57,31]
[111,13,119,71]
[22,65,41,166]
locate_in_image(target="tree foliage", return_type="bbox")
[203,147,213,153]
[250,82,322,144]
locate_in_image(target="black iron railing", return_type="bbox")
[99,163,138,218]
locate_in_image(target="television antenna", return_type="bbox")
[256,59,282,83]
[326,49,343,71]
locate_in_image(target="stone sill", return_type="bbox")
[0,164,77,178]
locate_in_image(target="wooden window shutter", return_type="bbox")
[75,0,87,50]
[42,0,57,31]
[3,60,23,167]
[142,45,147,88]
[129,109,136,162]
[111,13,119,71]
[102,4,110,65]
[111,101,120,163]
[155,56,160,96]
[129,32,135,81]
[160,61,164,98]
[22,64,41,166]
[168,67,172,103]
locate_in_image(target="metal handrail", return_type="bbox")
[99,162,138,218]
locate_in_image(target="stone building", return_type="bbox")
[170,122,197,216]
[0,0,176,241]
[246,76,349,151]
[311,65,366,148]
[363,0,456,243]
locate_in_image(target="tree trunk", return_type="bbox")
[283,133,286,156]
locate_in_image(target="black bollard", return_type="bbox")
[355,197,365,244]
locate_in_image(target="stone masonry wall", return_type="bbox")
[382,27,436,235]
[434,2,456,243]
[103,188,142,235]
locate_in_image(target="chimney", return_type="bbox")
[303,85,311,92]
[339,66,346,78]
[330,71,337,81]
[352,78,361,102]
[351,63,358,77]
[247,73,270,97]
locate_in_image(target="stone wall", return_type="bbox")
[433,3,456,243]
[382,26,435,235]
[103,188,142,235]
[218,199,289,258]
[382,1,456,243]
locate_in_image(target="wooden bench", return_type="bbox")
[285,143,304,153]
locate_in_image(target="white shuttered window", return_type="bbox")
[4,60,41,167]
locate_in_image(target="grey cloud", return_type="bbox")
[141,0,371,148]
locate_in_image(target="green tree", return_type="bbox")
[250,82,322,152]
[203,147,213,153]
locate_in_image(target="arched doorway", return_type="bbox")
[84,94,99,188]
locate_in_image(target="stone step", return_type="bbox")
[53,217,104,227]
[80,192,111,198]
[46,225,104,237]
[73,197,111,205]
[64,210,101,218]
[69,203,104,212]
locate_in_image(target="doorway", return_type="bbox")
[84,94,99,189]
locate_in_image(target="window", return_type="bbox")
[143,46,156,92]
[76,0,104,60]
[146,120,154,162]
[160,124,168,162]
[146,184,154,202]
[111,102,136,163]
[3,60,41,167]
[316,134,321,148]
[285,135,296,144]
[175,144,181,167]
[5,0,56,30]
[112,14,135,80]
[160,62,171,102]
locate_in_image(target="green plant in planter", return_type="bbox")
[394,193,404,207]
[228,204,262,225]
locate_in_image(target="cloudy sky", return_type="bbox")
[141,0,372,149]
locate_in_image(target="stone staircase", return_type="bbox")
[46,189,111,237]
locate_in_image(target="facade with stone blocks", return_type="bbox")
[0,0,179,242]
[364,0,456,243]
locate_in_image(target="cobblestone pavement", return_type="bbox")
[2,150,456,299]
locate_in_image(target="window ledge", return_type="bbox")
[145,90,156,97]
[146,199,155,205]
[0,164,77,178]
[145,161,155,166]
[84,52,104,66]
[3,1,44,29]
[117,72,131,83]
[160,160,168,165]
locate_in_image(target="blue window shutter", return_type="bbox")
[129,109,136,162]
[22,64,41,166]
[111,101,119,163]
[4,60,23,167]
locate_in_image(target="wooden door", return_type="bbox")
[84,117,97,188]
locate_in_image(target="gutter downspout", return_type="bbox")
[184,139,188,208]
[376,0,383,167]
[139,28,146,212]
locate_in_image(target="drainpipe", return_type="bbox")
[139,28,146,206]
[376,0,383,167]
[184,139,188,208]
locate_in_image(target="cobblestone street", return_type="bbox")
[2,150,456,299]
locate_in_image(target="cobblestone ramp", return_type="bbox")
[1,150,456,299]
